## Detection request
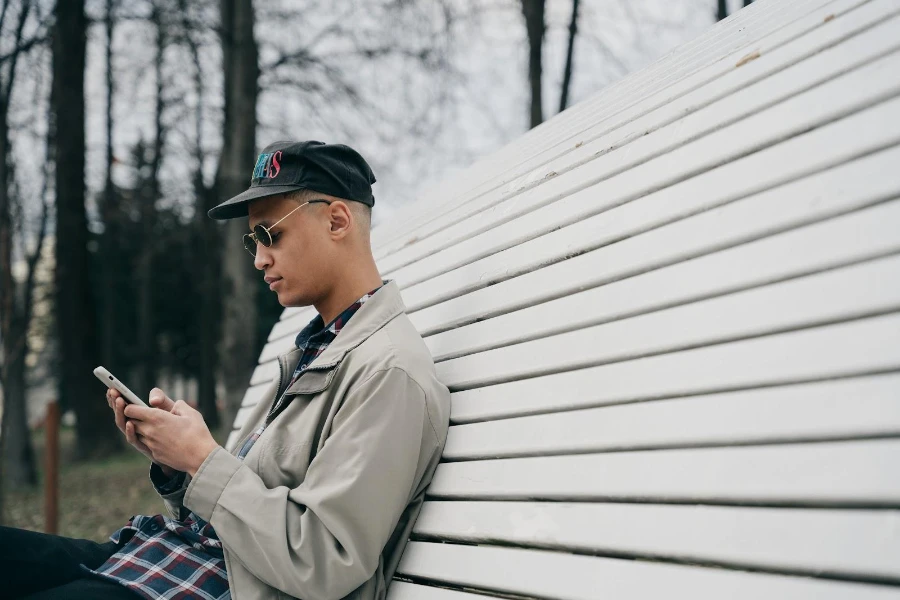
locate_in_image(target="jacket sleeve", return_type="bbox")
[182,366,431,600]
[149,462,191,520]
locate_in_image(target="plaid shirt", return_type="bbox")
[80,280,386,600]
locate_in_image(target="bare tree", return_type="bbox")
[52,0,120,459]
[134,0,169,400]
[521,0,545,128]
[215,0,258,433]
[558,0,579,113]
[717,0,728,21]
[175,0,222,428]
[0,0,47,497]
[98,0,119,374]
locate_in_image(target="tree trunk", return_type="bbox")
[178,0,222,429]
[99,0,118,373]
[0,104,37,489]
[558,0,579,114]
[1,315,35,487]
[52,0,120,459]
[521,0,545,129]
[215,0,259,433]
[136,4,166,400]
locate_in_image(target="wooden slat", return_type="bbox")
[268,308,313,342]
[261,323,303,363]
[395,542,898,600]
[250,357,279,386]
[240,381,270,408]
[423,196,900,361]
[443,373,900,460]
[439,0,868,218]
[436,253,900,389]
[403,129,900,332]
[381,3,899,277]
[387,582,487,600]
[374,0,853,253]
[413,501,900,581]
[428,438,900,505]
[233,405,256,431]
[399,64,900,312]
[449,312,900,423]
[225,430,242,453]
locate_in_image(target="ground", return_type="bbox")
[4,425,228,541]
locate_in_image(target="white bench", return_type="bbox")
[231,0,900,597]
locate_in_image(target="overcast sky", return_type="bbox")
[7,0,734,239]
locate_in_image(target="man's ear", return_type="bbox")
[328,201,352,237]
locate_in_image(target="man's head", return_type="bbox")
[207,140,380,308]
[246,188,373,307]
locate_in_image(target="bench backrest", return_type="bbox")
[232,0,900,597]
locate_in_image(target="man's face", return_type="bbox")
[247,194,331,307]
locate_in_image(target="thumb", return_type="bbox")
[171,399,194,417]
[148,387,175,411]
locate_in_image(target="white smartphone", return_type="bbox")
[93,366,149,408]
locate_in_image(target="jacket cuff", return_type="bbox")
[149,462,186,495]
[183,445,241,522]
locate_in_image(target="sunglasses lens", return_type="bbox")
[254,224,273,247]
[243,234,257,256]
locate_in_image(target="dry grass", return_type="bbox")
[4,425,227,542]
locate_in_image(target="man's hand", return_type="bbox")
[107,387,180,477]
[124,400,220,477]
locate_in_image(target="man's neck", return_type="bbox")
[316,272,385,325]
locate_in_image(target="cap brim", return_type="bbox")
[207,184,307,220]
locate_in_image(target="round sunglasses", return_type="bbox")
[243,199,332,256]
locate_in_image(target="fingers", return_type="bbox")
[114,397,127,433]
[171,399,197,417]
[125,421,150,454]
[148,387,176,412]
[123,403,156,422]
[106,388,121,409]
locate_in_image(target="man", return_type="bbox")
[1,140,451,600]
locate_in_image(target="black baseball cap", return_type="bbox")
[207,140,377,220]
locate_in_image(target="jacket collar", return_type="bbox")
[276,278,405,395]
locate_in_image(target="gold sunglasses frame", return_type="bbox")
[242,199,332,256]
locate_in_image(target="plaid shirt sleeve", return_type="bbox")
[150,462,187,495]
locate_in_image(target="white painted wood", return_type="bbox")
[436,254,900,390]
[404,131,900,332]
[249,358,279,386]
[449,312,900,422]
[225,430,241,453]
[380,5,900,278]
[374,0,854,252]
[240,382,270,408]
[238,2,900,595]
[413,501,900,581]
[428,438,900,505]
[422,198,900,360]
[268,309,311,342]
[400,69,900,312]
[395,542,899,600]
[233,405,256,430]
[443,373,900,459]
[444,0,874,219]
[387,583,485,600]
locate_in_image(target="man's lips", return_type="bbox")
[264,276,281,284]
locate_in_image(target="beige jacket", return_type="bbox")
[155,280,451,600]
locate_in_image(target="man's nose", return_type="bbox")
[253,244,272,270]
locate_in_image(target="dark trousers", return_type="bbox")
[0,525,140,599]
